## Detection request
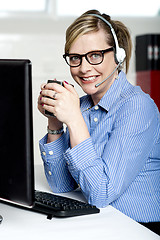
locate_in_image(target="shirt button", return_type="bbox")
[94,106,99,110]
[49,150,53,155]
[48,171,52,176]
[42,151,46,156]
[94,117,98,122]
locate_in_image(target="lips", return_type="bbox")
[80,76,99,84]
[82,76,97,81]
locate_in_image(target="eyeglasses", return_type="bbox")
[63,47,114,67]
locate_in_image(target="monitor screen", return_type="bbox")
[0,59,34,207]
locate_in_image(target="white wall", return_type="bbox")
[0,15,159,164]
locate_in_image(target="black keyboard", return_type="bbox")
[34,190,100,219]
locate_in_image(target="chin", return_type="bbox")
[82,85,98,96]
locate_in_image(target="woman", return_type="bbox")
[38,10,160,232]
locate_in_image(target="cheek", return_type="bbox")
[70,68,78,80]
[70,70,74,80]
[93,64,108,76]
[100,59,117,75]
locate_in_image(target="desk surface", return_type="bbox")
[0,165,159,240]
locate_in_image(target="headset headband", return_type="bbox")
[87,13,126,64]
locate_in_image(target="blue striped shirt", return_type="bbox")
[39,71,160,222]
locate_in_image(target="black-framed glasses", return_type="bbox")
[63,47,114,67]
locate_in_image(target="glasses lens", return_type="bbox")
[87,51,103,64]
[66,55,81,67]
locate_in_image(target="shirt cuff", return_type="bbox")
[39,133,68,162]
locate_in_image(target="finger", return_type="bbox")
[37,97,45,114]
[40,83,46,90]
[42,104,56,117]
[38,95,43,105]
[63,81,77,95]
[52,91,58,100]
[41,89,59,100]
[42,95,58,107]
[46,82,64,93]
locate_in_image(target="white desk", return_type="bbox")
[0,165,159,240]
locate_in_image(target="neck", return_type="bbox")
[92,95,101,106]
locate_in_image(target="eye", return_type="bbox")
[92,53,101,58]
[89,52,102,62]
[69,55,80,63]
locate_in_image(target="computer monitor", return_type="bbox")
[0,59,34,207]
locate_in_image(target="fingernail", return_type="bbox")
[64,81,68,84]
[42,104,44,106]
[40,91,42,94]
[40,97,42,100]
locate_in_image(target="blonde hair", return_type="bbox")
[65,10,132,73]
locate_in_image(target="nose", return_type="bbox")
[79,56,92,73]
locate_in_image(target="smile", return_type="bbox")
[82,76,97,81]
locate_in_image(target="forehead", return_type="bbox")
[69,29,110,54]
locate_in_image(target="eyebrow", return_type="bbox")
[68,49,107,55]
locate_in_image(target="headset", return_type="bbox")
[88,13,126,65]
[87,13,126,87]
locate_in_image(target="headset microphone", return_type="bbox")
[95,62,120,87]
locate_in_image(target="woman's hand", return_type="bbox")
[38,80,90,147]
[39,81,80,126]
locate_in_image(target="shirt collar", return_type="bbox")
[98,71,127,111]
[80,94,93,112]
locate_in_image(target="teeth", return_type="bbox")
[82,76,96,81]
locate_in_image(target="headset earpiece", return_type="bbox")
[115,47,126,64]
